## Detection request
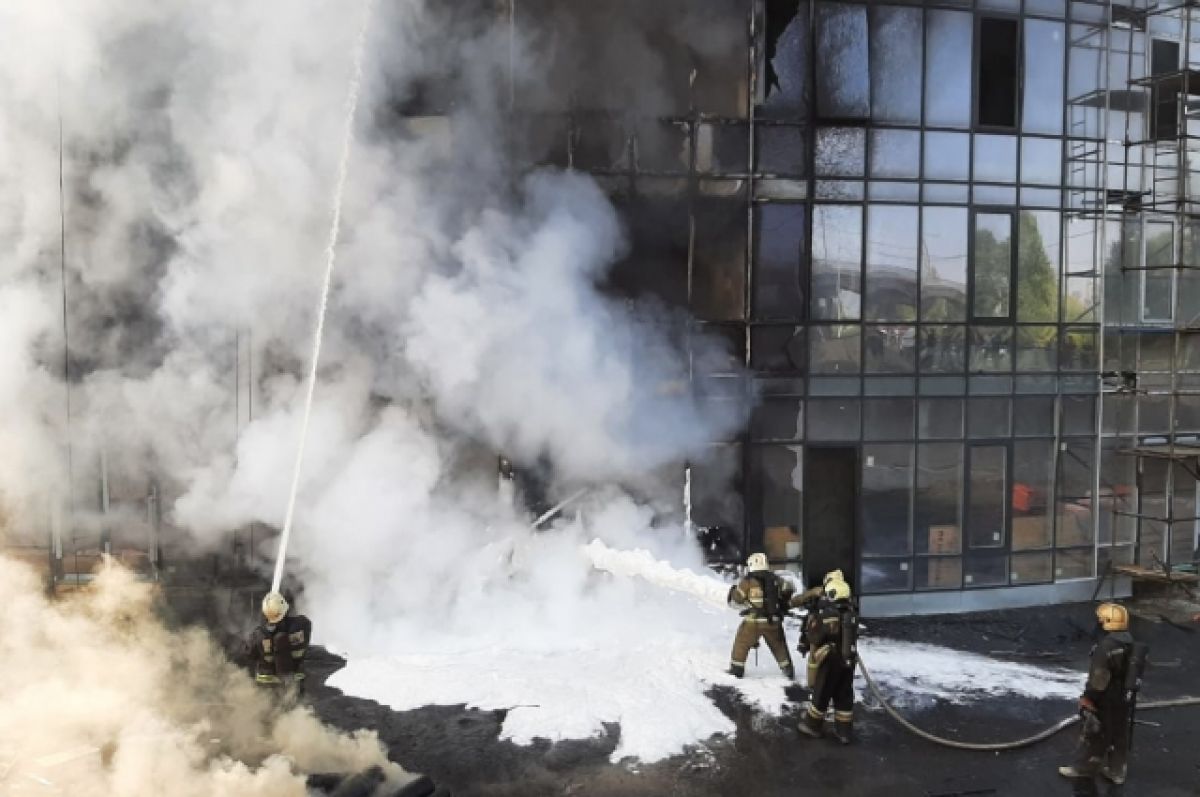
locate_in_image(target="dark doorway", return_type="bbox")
[803,447,858,590]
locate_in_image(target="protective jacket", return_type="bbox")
[1070,629,1139,785]
[803,598,857,728]
[248,613,312,686]
[726,573,806,677]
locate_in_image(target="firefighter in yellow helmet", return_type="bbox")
[797,574,858,744]
[247,590,313,697]
[726,553,809,679]
[1059,602,1147,791]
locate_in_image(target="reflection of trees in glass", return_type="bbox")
[1017,212,1058,325]
[973,214,1012,318]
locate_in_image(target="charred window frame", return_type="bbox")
[976,16,1021,130]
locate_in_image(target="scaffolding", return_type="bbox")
[1070,0,1200,585]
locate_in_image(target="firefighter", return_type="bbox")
[797,575,858,744]
[1058,602,1147,792]
[247,590,313,697]
[727,553,806,679]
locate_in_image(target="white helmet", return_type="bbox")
[262,591,289,624]
[746,552,769,572]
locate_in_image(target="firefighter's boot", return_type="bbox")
[797,705,824,739]
[833,711,853,745]
[727,663,745,678]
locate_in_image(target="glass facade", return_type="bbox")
[513,0,1200,600]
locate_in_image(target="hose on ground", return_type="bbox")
[856,657,1200,752]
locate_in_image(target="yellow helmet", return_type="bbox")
[1096,602,1129,632]
[823,569,845,587]
[262,591,289,624]
[746,553,770,572]
[825,579,852,602]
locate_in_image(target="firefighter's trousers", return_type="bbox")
[730,618,793,675]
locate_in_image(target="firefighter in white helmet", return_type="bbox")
[726,553,810,680]
[247,590,313,695]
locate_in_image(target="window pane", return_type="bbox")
[750,325,804,372]
[816,2,870,118]
[924,132,970,180]
[692,196,747,321]
[926,10,973,128]
[694,444,744,558]
[916,443,963,554]
[977,17,1019,128]
[917,557,962,590]
[753,204,806,320]
[862,559,914,592]
[869,129,920,178]
[1013,439,1055,550]
[810,324,861,373]
[1062,395,1095,436]
[967,445,1008,549]
[1010,551,1054,584]
[1057,441,1095,547]
[919,398,964,439]
[865,325,916,373]
[807,399,862,440]
[1014,396,1055,436]
[922,207,969,321]
[812,205,863,320]
[870,6,922,124]
[865,398,915,439]
[1021,137,1062,186]
[866,205,919,321]
[974,213,1014,319]
[1016,326,1059,371]
[1061,326,1098,371]
[964,554,1009,587]
[1018,211,1061,322]
[752,398,804,441]
[974,134,1017,183]
[1144,221,1174,321]
[920,325,966,372]
[863,444,914,555]
[751,444,803,557]
[1024,20,1066,134]
[756,126,806,176]
[968,397,1011,438]
[970,325,1013,371]
[815,127,866,176]
[760,0,810,119]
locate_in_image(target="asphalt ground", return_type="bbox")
[304,599,1200,797]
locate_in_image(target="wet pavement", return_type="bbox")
[305,600,1200,797]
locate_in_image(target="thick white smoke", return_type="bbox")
[0,556,409,795]
[0,0,750,766]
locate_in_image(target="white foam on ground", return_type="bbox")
[329,541,1083,763]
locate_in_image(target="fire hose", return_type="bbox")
[856,656,1200,752]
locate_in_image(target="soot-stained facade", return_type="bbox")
[516,0,1200,613]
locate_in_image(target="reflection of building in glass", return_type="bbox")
[510,0,1200,613]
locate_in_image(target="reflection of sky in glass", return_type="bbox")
[925,10,972,128]
[816,2,870,118]
[812,205,862,320]
[975,135,1017,183]
[870,6,922,124]
[1021,137,1061,185]
[921,207,969,321]
[870,129,920,178]
[1024,20,1065,134]
[924,132,969,180]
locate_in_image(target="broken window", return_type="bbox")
[759,0,809,119]
[977,17,1020,128]
[753,203,806,320]
[815,2,870,119]
[605,195,689,307]
[635,120,690,173]
[688,0,751,117]
[869,6,922,124]
[747,444,802,560]
[693,444,745,561]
